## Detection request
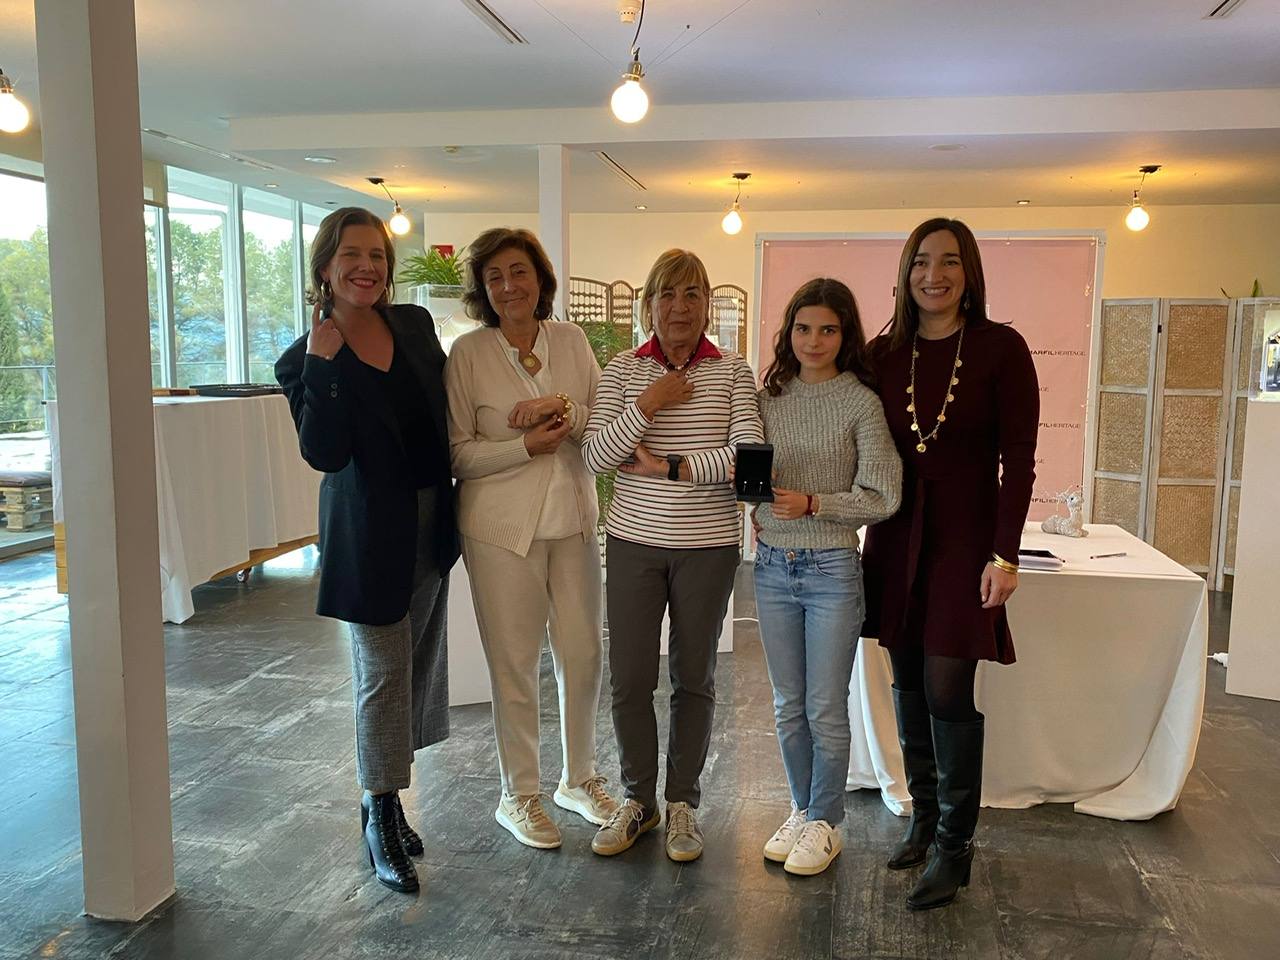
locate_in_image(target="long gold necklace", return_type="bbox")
[906,324,964,453]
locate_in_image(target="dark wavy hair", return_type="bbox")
[306,207,395,307]
[884,217,987,350]
[762,277,874,396]
[461,227,558,327]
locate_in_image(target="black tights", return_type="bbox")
[888,646,980,723]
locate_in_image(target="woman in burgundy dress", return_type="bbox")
[861,218,1039,910]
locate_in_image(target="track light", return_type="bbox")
[368,177,411,236]
[0,69,31,134]
[721,173,750,236]
[1125,165,1160,232]
[610,1,649,123]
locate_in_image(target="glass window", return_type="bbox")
[0,171,54,441]
[167,167,232,386]
[243,188,299,383]
[144,204,165,387]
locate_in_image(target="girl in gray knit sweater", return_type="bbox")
[754,278,903,876]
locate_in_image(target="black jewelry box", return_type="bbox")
[735,443,775,503]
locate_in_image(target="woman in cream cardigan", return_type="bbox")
[445,227,618,850]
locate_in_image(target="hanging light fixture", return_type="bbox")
[610,1,649,124]
[0,68,32,134]
[1125,164,1160,232]
[368,177,412,236]
[721,173,750,235]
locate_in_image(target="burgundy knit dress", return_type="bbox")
[861,318,1040,664]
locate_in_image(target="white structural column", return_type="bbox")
[34,0,175,920]
[538,144,570,320]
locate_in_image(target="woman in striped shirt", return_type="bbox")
[582,248,763,863]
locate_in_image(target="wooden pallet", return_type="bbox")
[0,482,54,531]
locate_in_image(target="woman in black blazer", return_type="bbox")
[275,207,458,894]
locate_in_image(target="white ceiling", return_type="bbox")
[3,0,1280,211]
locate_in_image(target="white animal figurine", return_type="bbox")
[1041,487,1089,538]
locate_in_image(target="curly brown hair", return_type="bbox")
[762,277,874,396]
[305,207,396,307]
[461,227,558,326]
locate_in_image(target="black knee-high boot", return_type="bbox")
[907,713,983,910]
[887,687,938,870]
[362,791,419,893]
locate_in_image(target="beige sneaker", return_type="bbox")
[495,794,562,849]
[664,802,703,862]
[784,820,842,876]
[554,775,620,826]
[763,807,808,863]
[591,799,660,856]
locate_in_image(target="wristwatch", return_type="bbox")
[666,454,683,481]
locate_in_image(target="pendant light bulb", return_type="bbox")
[721,203,743,236]
[1124,199,1149,232]
[721,172,750,236]
[0,71,31,134]
[611,55,649,124]
[389,204,412,237]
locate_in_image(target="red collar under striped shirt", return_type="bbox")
[635,334,722,371]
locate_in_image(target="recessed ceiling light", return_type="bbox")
[304,155,338,164]
[1016,199,1031,205]
[264,183,279,189]
[635,204,647,210]
[324,200,337,205]
[929,143,965,152]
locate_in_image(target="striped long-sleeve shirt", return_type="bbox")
[583,335,764,548]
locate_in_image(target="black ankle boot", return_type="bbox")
[361,792,426,858]
[907,713,984,911]
[887,687,938,870]
[362,791,419,893]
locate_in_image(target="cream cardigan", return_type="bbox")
[445,321,603,557]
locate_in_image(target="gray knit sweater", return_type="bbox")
[755,372,903,549]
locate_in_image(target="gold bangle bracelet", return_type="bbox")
[990,553,1019,574]
[555,392,573,420]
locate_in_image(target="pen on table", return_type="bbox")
[1090,551,1127,559]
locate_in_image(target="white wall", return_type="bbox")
[418,204,1280,304]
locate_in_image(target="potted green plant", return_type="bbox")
[398,246,472,343]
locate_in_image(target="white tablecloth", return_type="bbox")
[50,396,321,624]
[847,523,1208,821]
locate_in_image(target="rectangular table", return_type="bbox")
[49,395,321,624]
[847,523,1208,821]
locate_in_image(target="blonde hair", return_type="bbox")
[638,248,712,335]
[306,207,395,306]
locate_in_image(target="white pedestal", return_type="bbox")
[1226,397,1280,701]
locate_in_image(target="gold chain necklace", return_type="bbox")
[906,324,965,453]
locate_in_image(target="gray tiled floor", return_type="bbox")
[0,547,1277,959]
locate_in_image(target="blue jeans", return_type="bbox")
[753,542,865,825]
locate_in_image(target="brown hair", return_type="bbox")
[461,227,558,327]
[762,278,874,396]
[885,217,987,349]
[306,207,396,306]
[638,248,712,335]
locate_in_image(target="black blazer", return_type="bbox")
[276,303,460,626]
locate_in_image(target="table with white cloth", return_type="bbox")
[846,522,1208,822]
[49,395,322,624]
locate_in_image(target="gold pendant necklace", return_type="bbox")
[907,324,964,453]
[521,354,538,369]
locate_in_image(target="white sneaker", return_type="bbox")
[495,794,562,849]
[763,807,808,863]
[784,820,842,876]
[553,775,619,826]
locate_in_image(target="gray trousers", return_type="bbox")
[347,488,450,794]
[605,535,739,810]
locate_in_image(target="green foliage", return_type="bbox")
[0,284,36,431]
[398,246,466,287]
[0,227,53,366]
[575,319,631,526]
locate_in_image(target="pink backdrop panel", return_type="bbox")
[758,236,1098,521]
